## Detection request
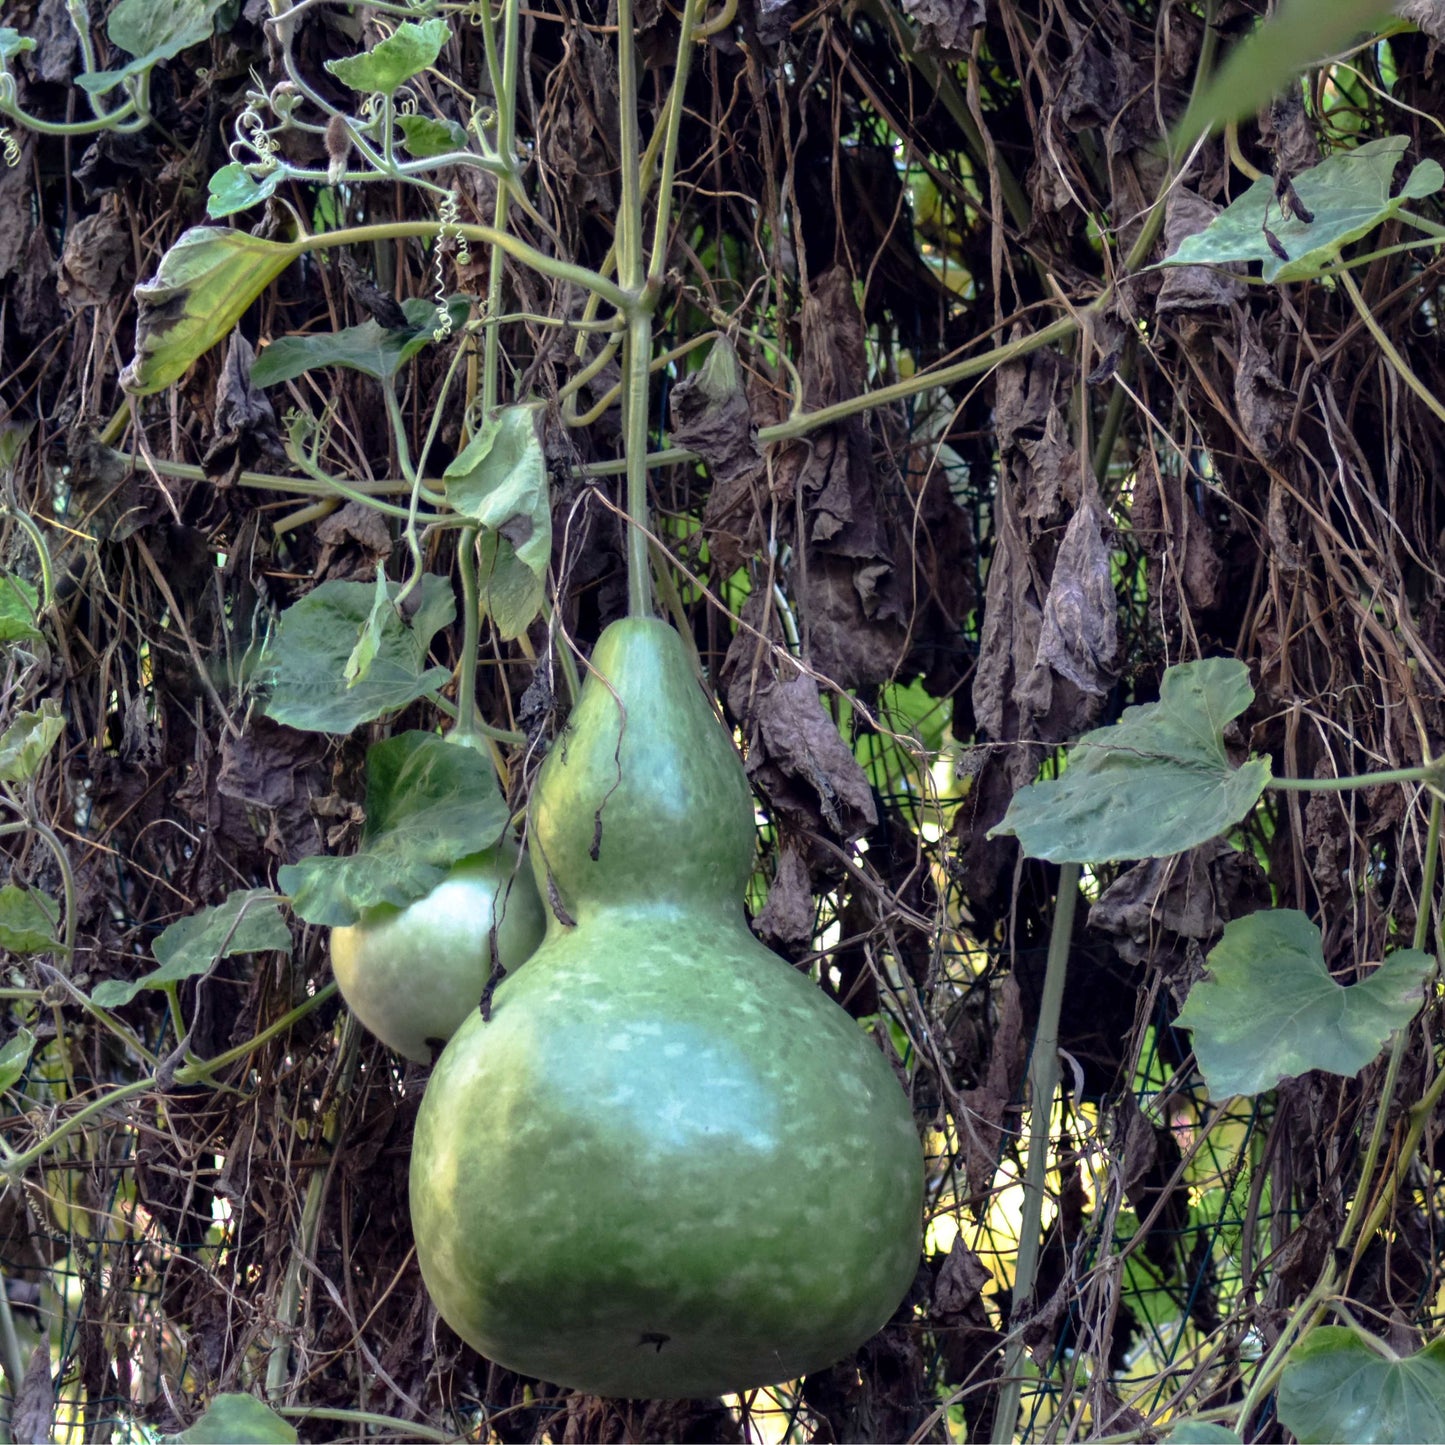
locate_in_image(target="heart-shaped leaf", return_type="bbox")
[324,18,450,96]
[989,657,1271,863]
[259,574,455,733]
[1160,136,1444,283]
[279,732,510,926]
[206,162,285,220]
[251,296,470,385]
[1279,1328,1445,1444]
[76,0,230,96]
[1175,909,1430,1098]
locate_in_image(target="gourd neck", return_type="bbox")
[528,617,757,917]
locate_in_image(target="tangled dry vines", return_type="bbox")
[2,0,1445,1440]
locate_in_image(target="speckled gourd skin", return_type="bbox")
[409,618,923,1399]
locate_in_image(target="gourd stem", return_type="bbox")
[991,862,1080,1445]
[623,309,655,618]
[614,0,655,618]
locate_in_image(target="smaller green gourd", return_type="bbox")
[409,618,922,1398]
[330,844,544,1064]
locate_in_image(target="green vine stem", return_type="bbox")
[1337,265,1445,427]
[0,983,339,1179]
[612,0,663,618]
[292,221,628,314]
[647,0,703,285]
[1270,761,1445,792]
[990,862,1081,1445]
[276,1405,460,1442]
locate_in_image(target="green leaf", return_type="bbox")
[0,884,60,955]
[989,657,1271,864]
[324,18,450,96]
[476,531,545,640]
[1279,1328,1445,1444]
[0,1026,36,1095]
[206,162,284,220]
[0,572,43,644]
[279,731,509,926]
[92,889,291,1010]
[122,227,297,396]
[1162,1426,1243,1444]
[397,113,469,159]
[344,566,391,687]
[1160,136,1445,283]
[260,574,454,733]
[1175,910,1430,1099]
[76,0,231,96]
[170,1394,299,1445]
[0,699,64,783]
[1175,0,1396,149]
[0,28,36,62]
[251,296,470,386]
[444,403,550,639]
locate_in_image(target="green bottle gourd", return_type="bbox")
[329,842,545,1065]
[408,618,922,1399]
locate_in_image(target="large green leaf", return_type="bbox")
[0,884,60,954]
[76,0,231,96]
[1175,909,1430,1099]
[324,18,450,96]
[259,574,454,733]
[0,572,43,644]
[92,889,291,1010]
[168,1394,299,1445]
[1279,1328,1445,1444]
[1161,136,1444,283]
[251,296,470,386]
[989,657,1271,863]
[1175,0,1395,148]
[444,403,551,640]
[1163,1426,1242,1444]
[0,700,64,783]
[122,227,297,395]
[279,731,509,926]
